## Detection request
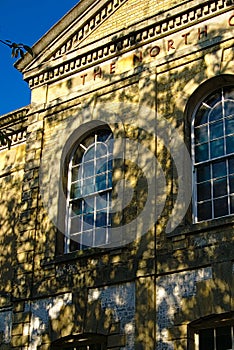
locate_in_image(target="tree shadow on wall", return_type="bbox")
[2,17,234,349]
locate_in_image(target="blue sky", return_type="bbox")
[0,0,79,115]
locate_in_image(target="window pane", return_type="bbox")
[230,195,234,213]
[94,228,107,246]
[72,165,81,182]
[195,144,208,162]
[226,134,234,155]
[197,201,212,221]
[96,174,107,191]
[70,216,82,234]
[195,125,208,144]
[210,120,223,140]
[216,326,232,350]
[213,177,227,197]
[107,211,111,226]
[96,157,108,174]
[71,200,82,216]
[225,116,234,135]
[197,164,210,182]
[229,157,234,174]
[209,102,223,122]
[108,171,112,188]
[83,160,94,177]
[107,158,113,171]
[96,211,107,227]
[72,146,85,165]
[70,238,81,252]
[207,91,221,108]
[81,230,93,248]
[224,100,234,118]
[96,192,108,210]
[210,138,224,158]
[96,143,107,157]
[224,87,234,100]
[83,197,94,213]
[229,175,234,194]
[84,145,95,161]
[71,182,82,199]
[83,177,95,196]
[214,197,228,217]
[197,182,211,201]
[199,328,214,350]
[195,105,209,126]
[83,213,94,231]
[83,134,95,148]
[107,137,114,152]
[98,131,111,142]
[212,160,227,178]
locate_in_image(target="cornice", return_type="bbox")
[0,107,29,150]
[0,129,27,151]
[26,0,233,88]
[14,0,98,71]
[15,0,126,73]
[0,107,29,127]
[52,0,128,60]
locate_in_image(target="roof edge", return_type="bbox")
[14,0,98,72]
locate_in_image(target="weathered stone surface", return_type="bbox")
[0,1,234,349]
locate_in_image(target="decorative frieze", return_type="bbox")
[52,0,127,60]
[0,129,27,150]
[0,107,28,127]
[27,0,233,89]
[0,108,28,150]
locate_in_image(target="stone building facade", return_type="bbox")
[0,0,234,349]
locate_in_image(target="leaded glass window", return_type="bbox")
[65,129,113,252]
[192,86,234,222]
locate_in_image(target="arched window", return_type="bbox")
[65,128,113,252]
[192,86,234,222]
[188,312,234,350]
[51,333,107,349]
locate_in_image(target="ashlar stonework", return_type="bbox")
[0,0,234,349]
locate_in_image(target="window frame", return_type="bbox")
[188,313,234,350]
[196,325,234,350]
[64,127,113,254]
[51,332,107,350]
[191,81,234,223]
